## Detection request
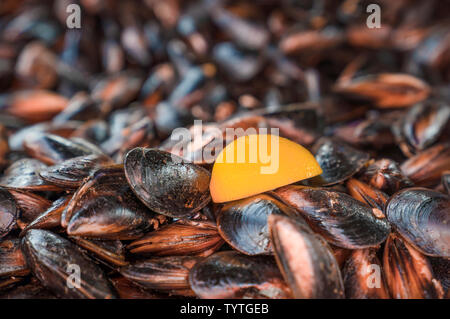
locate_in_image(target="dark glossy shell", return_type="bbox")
[359,158,413,195]
[22,229,117,299]
[402,102,450,152]
[23,133,104,165]
[347,178,389,212]
[275,186,391,249]
[20,196,70,234]
[386,188,449,258]
[383,233,444,299]
[128,220,223,257]
[401,143,450,187]
[0,237,29,277]
[0,278,56,299]
[0,159,60,191]
[343,249,390,299]
[429,257,450,296]
[8,189,51,228]
[0,187,18,238]
[39,154,113,188]
[110,277,174,299]
[120,256,201,296]
[217,193,298,255]
[303,138,370,186]
[124,148,211,218]
[443,171,450,195]
[64,166,165,240]
[269,214,344,299]
[70,237,128,267]
[189,251,291,299]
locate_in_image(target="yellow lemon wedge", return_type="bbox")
[210,134,322,203]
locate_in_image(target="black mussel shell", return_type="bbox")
[386,188,450,258]
[39,154,113,188]
[303,138,370,186]
[21,229,117,299]
[0,187,19,238]
[275,186,391,249]
[343,249,390,299]
[70,237,128,267]
[217,193,299,255]
[0,159,60,191]
[383,233,444,299]
[64,166,165,240]
[120,256,201,297]
[23,133,104,165]
[124,148,211,218]
[359,159,413,195]
[401,143,450,187]
[128,220,223,257]
[269,214,345,299]
[0,237,29,277]
[189,251,291,299]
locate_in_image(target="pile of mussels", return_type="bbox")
[0,0,449,298]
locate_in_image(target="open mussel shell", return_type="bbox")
[269,214,344,299]
[275,186,391,249]
[347,178,389,211]
[128,220,223,257]
[21,229,117,299]
[120,256,202,297]
[39,154,113,188]
[0,187,19,238]
[343,249,390,299]
[303,138,369,186]
[189,251,290,299]
[386,188,449,258]
[0,237,29,277]
[124,148,211,218]
[23,133,105,165]
[383,233,444,299]
[358,158,413,195]
[217,193,298,255]
[64,166,166,240]
[0,158,60,191]
[401,143,450,187]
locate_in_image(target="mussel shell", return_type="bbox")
[429,257,450,296]
[275,186,391,249]
[0,278,56,299]
[70,237,128,267]
[0,158,60,191]
[443,171,450,195]
[217,193,298,255]
[110,277,174,299]
[402,101,450,152]
[189,251,290,299]
[0,187,19,238]
[64,166,166,240]
[39,154,113,188]
[343,249,390,299]
[120,256,201,296]
[347,178,389,211]
[8,189,51,228]
[124,148,211,218]
[23,133,104,165]
[386,188,450,258]
[304,138,369,186]
[359,158,413,195]
[20,196,70,234]
[128,220,223,257]
[269,214,344,299]
[401,143,450,187]
[383,233,444,299]
[0,237,29,277]
[22,229,117,299]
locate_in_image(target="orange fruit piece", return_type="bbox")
[210,134,322,203]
